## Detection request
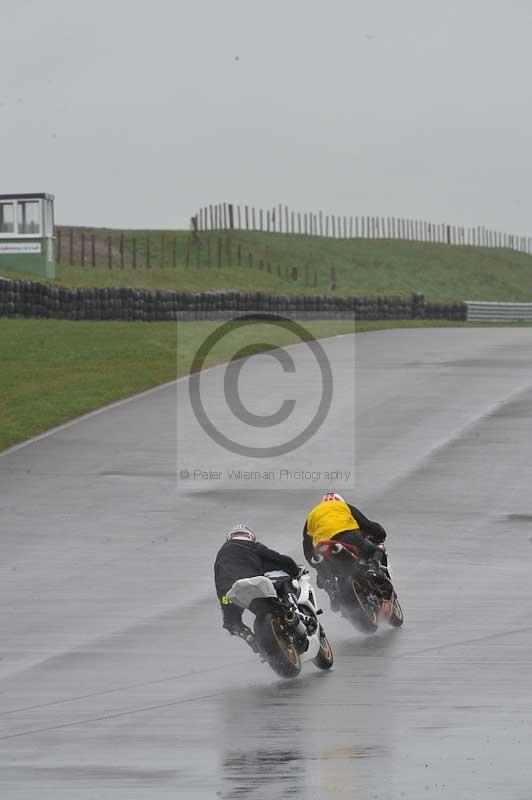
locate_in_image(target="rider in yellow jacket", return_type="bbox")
[303,492,388,606]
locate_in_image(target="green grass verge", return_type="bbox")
[1,317,530,453]
[3,229,532,301]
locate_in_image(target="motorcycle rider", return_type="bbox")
[214,523,300,643]
[303,492,390,608]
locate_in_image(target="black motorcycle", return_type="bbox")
[311,540,404,633]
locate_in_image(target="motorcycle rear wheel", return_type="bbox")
[312,626,334,670]
[347,578,378,633]
[254,613,302,678]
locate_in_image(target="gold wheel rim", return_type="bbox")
[393,597,403,620]
[352,579,378,624]
[271,618,299,665]
[319,632,333,661]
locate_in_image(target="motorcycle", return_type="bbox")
[311,540,404,633]
[226,569,334,678]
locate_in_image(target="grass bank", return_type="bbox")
[3,230,532,301]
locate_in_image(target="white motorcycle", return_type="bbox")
[227,569,334,678]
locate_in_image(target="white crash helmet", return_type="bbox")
[322,492,345,503]
[226,523,256,542]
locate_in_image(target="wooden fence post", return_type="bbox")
[226,235,232,267]
[260,209,263,231]
[69,229,74,265]
[285,205,289,234]
[332,216,336,238]
[91,234,96,267]
[228,204,234,230]
[325,215,329,237]
[349,217,353,238]
[245,205,249,230]
[81,233,85,267]
[209,205,213,230]
[291,211,295,233]
[267,209,270,232]
[237,205,241,229]
[298,213,301,234]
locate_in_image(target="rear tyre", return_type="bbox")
[254,613,301,678]
[389,595,404,627]
[346,577,378,633]
[312,626,334,670]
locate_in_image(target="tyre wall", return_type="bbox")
[0,280,467,322]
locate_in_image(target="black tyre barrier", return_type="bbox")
[0,280,467,322]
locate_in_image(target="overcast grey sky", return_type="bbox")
[2,0,531,232]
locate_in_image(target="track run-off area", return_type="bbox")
[1,327,532,799]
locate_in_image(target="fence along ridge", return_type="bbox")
[193,203,532,254]
[53,227,317,286]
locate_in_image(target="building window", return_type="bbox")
[0,202,15,233]
[17,200,41,234]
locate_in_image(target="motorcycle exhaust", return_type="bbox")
[284,610,307,640]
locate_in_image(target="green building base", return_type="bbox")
[0,238,55,279]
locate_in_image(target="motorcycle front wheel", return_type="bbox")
[389,594,404,627]
[312,625,334,670]
[254,613,302,678]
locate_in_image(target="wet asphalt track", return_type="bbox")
[1,328,532,799]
